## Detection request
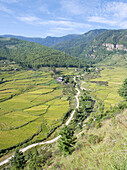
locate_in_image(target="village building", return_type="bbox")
[56,77,64,82]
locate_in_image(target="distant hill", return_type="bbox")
[0,37,85,69]
[1,34,79,47]
[52,29,107,56]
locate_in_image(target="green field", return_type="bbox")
[0,70,69,150]
[82,66,127,111]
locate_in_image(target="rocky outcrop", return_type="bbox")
[102,43,127,51]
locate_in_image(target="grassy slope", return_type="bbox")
[50,109,127,170]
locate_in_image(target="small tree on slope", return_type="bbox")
[118,78,127,100]
[10,149,26,170]
[58,126,77,156]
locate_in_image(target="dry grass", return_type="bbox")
[49,109,127,170]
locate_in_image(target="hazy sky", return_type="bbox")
[0,0,127,37]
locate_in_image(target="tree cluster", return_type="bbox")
[58,126,77,156]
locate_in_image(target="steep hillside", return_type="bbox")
[52,29,106,56]
[1,34,79,47]
[0,37,85,69]
[80,29,127,64]
[49,109,127,170]
[92,29,127,46]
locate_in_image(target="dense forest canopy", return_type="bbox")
[0,38,86,69]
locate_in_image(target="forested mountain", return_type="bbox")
[1,34,79,47]
[79,29,127,64]
[51,29,107,56]
[52,29,127,65]
[0,37,85,69]
[1,29,127,67]
[91,29,127,45]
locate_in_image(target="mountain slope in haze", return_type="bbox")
[1,34,80,47]
[0,37,85,69]
[51,29,107,56]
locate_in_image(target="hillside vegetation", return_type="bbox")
[98,53,127,66]
[0,38,85,69]
[52,29,106,57]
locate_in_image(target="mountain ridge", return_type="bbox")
[1,34,80,47]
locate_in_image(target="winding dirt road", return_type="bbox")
[0,83,80,167]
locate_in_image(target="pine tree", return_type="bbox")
[58,126,77,156]
[10,149,26,170]
[25,150,33,161]
[28,148,41,170]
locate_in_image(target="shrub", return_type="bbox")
[95,121,102,129]
[87,134,102,144]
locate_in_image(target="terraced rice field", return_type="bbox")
[82,66,127,111]
[0,70,69,150]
